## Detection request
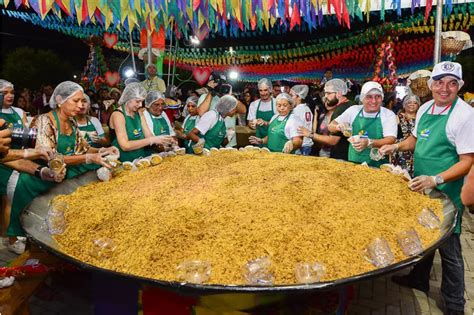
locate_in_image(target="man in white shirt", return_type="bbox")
[290,85,313,155]
[380,62,473,315]
[247,78,276,141]
[329,81,397,166]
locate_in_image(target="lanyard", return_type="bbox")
[430,103,452,115]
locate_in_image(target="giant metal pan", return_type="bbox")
[21,170,457,294]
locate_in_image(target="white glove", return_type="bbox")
[256,119,267,127]
[338,123,352,137]
[248,120,257,129]
[40,166,66,182]
[226,128,236,141]
[350,137,369,152]
[248,136,263,145]
[85,152,111,168]
[149,136,175,148]
[192,138,205,155]
[408,175,436,192]
[282,141,293,153]
[87,131,101,143]
[379,144,399,155]
[99,146,120,158]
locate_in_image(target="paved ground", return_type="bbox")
[1,212,473,314]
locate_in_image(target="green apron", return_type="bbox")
[0,106,25,149]
[414,99,463,234]
[77,117,103,148]
[7,111,97,236]
[148,112,170,136]
[183,115,198,154]
[348,108,388,167]
[267,114,291,153]
[0,108,24,203]
[255,99,274,139]
[112,106,146,162]
[201,111,226,149]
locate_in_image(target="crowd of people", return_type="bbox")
[0,61,473,315]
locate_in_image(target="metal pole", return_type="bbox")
[433,0,443,65]
[167,22,174,87]
[147,32,152,66]
[171,38,179,87]
[129,32,136,73]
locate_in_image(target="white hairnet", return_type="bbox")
[360,81,384,102]
[118,82,146,106]
[50,81,84,109]
[0,79,13,91]
[258,78,273,92]
[324,79,348,95]
[83,94,91,105]
[402,94,421,108]
[215,95,238,116]
[145,91,165,108]
[275,92,295,106]
[186,96,199,106]
[291,85,309,99]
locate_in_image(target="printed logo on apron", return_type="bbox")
[419,129,431,140]
[358,130,368,137]
[133,128,142,138]
[8,122,13,128]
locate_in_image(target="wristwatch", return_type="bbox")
[434,175,445,186]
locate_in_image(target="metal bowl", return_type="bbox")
[21,171,457,294]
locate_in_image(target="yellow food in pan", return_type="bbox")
[54,151,443,285]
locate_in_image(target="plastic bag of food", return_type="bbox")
[97,167,113,182]
[176,260,211,284]
[46,200,68,235]
[243,256,274,285]
[364,238,394,268]
[149,154,163,166]
[174,147,186,155]
[90,237,117,260]
[397,228,423,256]
[295,262,325,284]
[418,208,441,229]
[370,148,385,161]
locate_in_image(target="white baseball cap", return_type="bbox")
[428,61,464,89]
[360,81,384,101]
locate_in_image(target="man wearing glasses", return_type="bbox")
[328,81,397,166]
[380,62,473,315]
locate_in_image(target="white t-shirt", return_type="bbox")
[334,105,398,138]
[269,113,303,140]
[195,110,222,135]
[413,98,474,155]
[143,111,175,136]
[247,98,276,121]
[292,103,313,147]
[1,106,25,126]
[77,116,105,136]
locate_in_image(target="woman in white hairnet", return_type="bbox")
[249,93,303,153]
[247,78,276,142]
[7,81,119,254]
[187,95,238,153]
[141,91,176,139]
[76,94,108,148]
[290,85,313,155]
[108,83,174,162]
[328,81,397,166]
[175,96,200,154]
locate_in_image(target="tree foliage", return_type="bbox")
[1,47,74,90]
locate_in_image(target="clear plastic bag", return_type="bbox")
[149,154,163,166]
[295,262,325,284]
[364,237,394,267]
[46,200,68,235]
[97,167,113,182]
[243,256,274,285]
[340,123,353,137]
[90,237,117,259]
[397,228,423,256]
[176,260,211,284]
[418,208,441,229]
